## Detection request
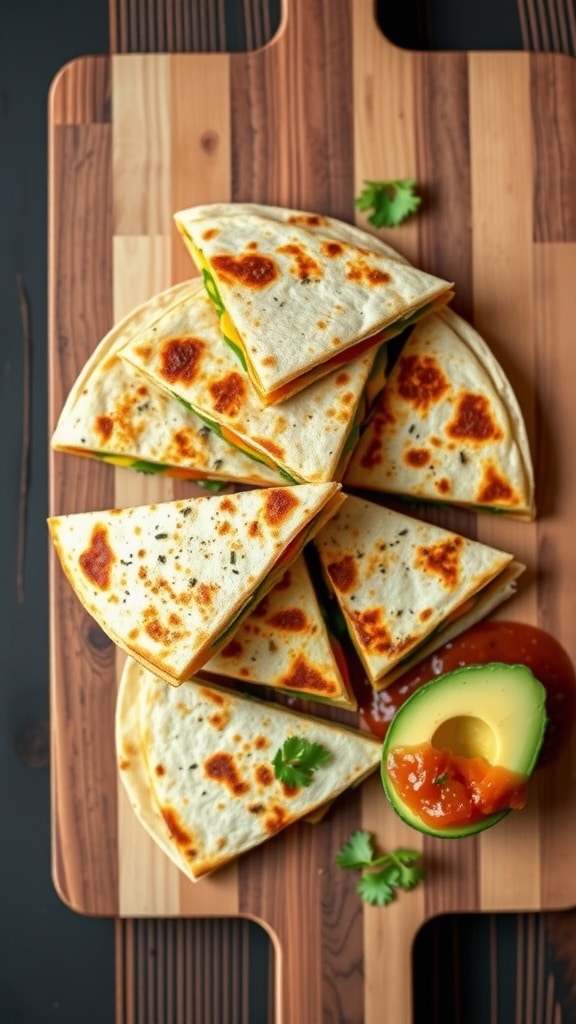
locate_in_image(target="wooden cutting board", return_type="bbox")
[48,2,576,1020]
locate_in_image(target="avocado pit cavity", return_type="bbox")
[432,714,496,762]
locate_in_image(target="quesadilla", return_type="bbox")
[120,278,384,485]
[51,280,282,488]
[314,495,524,690]
[202,554,357,709]
[173,202,454,404]
[48,482,344,684]
[344,308,535,520]
[116,657,382,880]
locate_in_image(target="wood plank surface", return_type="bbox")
[48,3,576,1021]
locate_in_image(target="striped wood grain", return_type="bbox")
[48,3,576,1021]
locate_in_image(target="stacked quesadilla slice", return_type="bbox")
[344,307,535,520]
[48,483,344,684]
[51,281,283,489]
[120,278,384,485]
[48,197,538,882]
[116,658,382,880]
[173,202,454,404]
[202,553,356,709]
[314,495,524,690]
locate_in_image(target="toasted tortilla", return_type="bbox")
[48,483,344,684]
[314,495,524,689]
[203,554,356,709]
[344,308,535,520]
[51,280,282,488]
[116,658,382,880]
[173,203,454,404]
[120,278,381,485]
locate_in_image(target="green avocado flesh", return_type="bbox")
[381,663,547,839]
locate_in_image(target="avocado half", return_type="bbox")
[381,662,547,838]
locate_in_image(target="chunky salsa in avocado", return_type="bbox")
[386,742,527,829]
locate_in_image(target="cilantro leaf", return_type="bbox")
[355,178,422,228]
[357,868,397,906]
[336,829,376,870]
[336,831,425,906]
[272,736,331,787]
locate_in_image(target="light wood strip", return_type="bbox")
[111,147,179,917]
[112,234,172,320]
[169,53,232,281]
[362,775,425,1024]
[112,54,172,236]
[468,51,541,911]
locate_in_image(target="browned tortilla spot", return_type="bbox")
[160,337,204,384]
[79,525,115,589]
[415,536,463,588]
[397,353,449,412]
[211,252,278,288]
[326,553,358,594]
[204,752,248,796]
[447,392,503,443]
[209,372,246,416]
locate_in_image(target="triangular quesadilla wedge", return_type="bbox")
[314,495,524,690]
[173,203,454,404]
[51,280,282,488]
[48,483,344,684]
[116,657,382,880]
[120,278,385,485]
[202,554,357,709]
[176,201,412,264]
[344,307,535,520]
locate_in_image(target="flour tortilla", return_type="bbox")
[203,553,356,709]
[173,203,454,404]
[120,278,381,484]
[344,308,535,520]
[314,495,524,689]
[116,657,382,880]
[48,483,344,684]
[51,280,282,488]
[177,202,412,263]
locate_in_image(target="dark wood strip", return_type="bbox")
[532,51,576,242]
[230,0,355,219]
[238,794,364,1024]
[115,919,260,1023]
[49,57,117,914]
[518,0,576,53]
[50,56,111,126]
[415,50,473,322]
[108,0,280,52]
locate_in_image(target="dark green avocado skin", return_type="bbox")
[380,662,548,839]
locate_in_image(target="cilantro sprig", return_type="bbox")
[337,830,425,906]
[272,736,331,788]
[355,178,422,228]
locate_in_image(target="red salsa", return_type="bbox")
[386,741,528,828]
[358,621,576,766]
